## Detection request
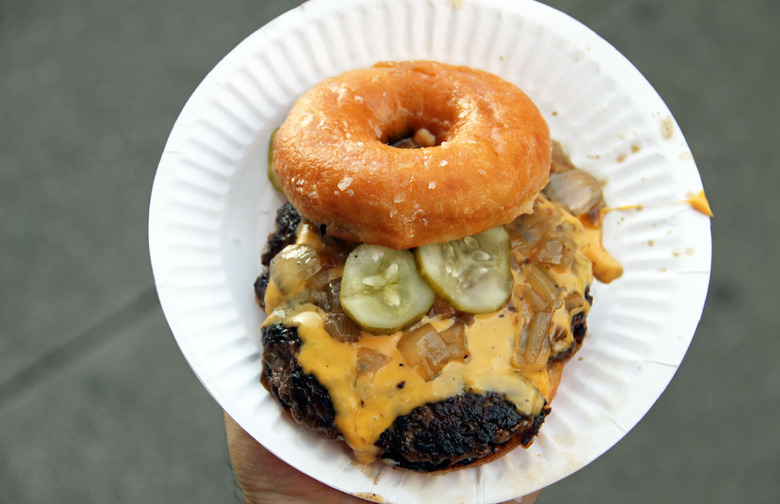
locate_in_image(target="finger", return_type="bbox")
[224,412,371,504]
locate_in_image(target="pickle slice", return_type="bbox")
[340,244,435,332]
[267,127,282,192]
[417,226,512,313]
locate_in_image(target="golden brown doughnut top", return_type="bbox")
[272,60,551,249]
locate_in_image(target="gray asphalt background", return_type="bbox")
[1,0,777,502]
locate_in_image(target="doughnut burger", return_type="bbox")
[254,61,596,471]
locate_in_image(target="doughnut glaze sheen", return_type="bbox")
[273,60,552,249]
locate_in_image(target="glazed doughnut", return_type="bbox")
[273,60,552,249]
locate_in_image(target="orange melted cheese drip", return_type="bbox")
[278,308,545,463]
[262,203,592,463]
[579,216,624,284]
[581,189,712,284]
[685,190,713,217]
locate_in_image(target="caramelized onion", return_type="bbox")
[397,321,469,380]
[520,283,549,313]
[514,311,552,367]
[544,170,603,216]
[535,232,576,267]
[550,324,572,356]
[508,200,576,266]
[564,291,587,314]
[311,278,342,313]
[524,263,560,307]
[439,320,468,357]
[270,244,322,294]
[551,141,577,173]
[356,347,391,375]
[323,312,361,343]
[508,211,547,257]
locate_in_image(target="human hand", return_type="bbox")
[224,412,368,504]
[224,411,541,504]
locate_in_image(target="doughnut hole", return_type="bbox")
[383,95,457,149]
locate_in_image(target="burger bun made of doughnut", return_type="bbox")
[272,60,552,249]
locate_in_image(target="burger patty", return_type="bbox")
[261,202,302,265]
[254,202,301,309]
[260,322,339,438]
[376,392,549,471]
[255,202,590,471]
[260,320,550,471]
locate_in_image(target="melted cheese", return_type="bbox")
[684,190,713,217]
[263,278,284,312]
[579,215,624,284]
[289,307,546,463]
[261,198,593,463]
[580,188,713,284]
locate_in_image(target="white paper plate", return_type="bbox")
[149,0,711,502]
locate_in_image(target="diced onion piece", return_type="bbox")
[510,215,546,257]
[322,312,361,343]
[551,141,577,173]
[520,283,550,313]
[523,263,561,307]
[397,321,469,380]
[270,244,322,294]
[413,127,437,147]
[440,320,469,361]
[340,244,435,332]
[356,347,391,375]
[417,226,512,314]
[564,292,587,314]
[507,201,557,260]
[526,311,553,365]
[550,324,573,356]
[535,230,576,267]
[544,169,603,216]
[514,311,552,367]
[311,278,342,313]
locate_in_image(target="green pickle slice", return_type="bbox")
[341,244,435,333]
[417,226,512,313]
[267,127,282,192]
